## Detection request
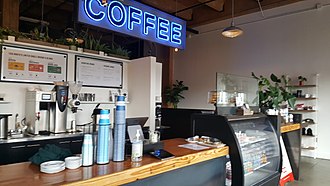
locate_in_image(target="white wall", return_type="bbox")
[127,56,162,131]
[174,1,330,159]
[0,41,129,131]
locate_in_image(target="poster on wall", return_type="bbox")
[75,56,122,88]
[0,45,67,84]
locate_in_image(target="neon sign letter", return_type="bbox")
[157,17,169,41]
[108,1,126,27]
[128,6,142,31]
[84,0,105,21]
[171,22,182,44]
[143,12,156,35]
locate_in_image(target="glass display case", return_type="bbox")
[191,113,281,186]
[229,116,281,186]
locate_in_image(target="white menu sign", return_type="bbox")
[75,56,122,88]
[1,45,67,83]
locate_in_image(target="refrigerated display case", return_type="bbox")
[192,113,281,186]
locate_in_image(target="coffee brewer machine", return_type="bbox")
[25,84,69,134]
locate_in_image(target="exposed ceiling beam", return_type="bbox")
[176,10,193,20]
[198,0,225,12]
[44,1,67,18]
[188,0,303,27]
[175,0,216,14]
[20,0,42,15]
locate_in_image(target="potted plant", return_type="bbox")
[53,38,70,49]
[298,76,307,86]
[0,26,28,42]
[252,72,296,113]
[63,28,84,50]
[164,80,189,108]
[17,26,54,47]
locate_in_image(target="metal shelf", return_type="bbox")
[290,110,316,113]
[0,101,10,104]
[295,97,317,100]
[287,85,316,88]
[80,101,129,104]
[80,101,115,104]
[301,146,316,150]
[302,135,316,138]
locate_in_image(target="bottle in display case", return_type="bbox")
[192,113,281,186]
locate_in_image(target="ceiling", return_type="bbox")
[19,0,303,33]
[17,0,303,58]
[139,0,302,28]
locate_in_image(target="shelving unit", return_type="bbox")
[295,98,317,100]
[80,101,115,104]
[288,74,319,158]
[80,101,129,104]
[290,110,316,113]
[287,85,316,88]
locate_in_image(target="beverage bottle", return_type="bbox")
[131,129,143,162]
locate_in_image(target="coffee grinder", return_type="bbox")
[67,81,83,132]
[25,82,69,134]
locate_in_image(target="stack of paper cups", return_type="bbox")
[96,109,110,164]
[82,134,93,166]
[113,95,126,162]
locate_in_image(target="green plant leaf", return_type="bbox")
[287,97,296,108]
[270,74,281,83]
[252,73,296,109]
[164,80,189,106]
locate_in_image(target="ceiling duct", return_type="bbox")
[19,16,49,25]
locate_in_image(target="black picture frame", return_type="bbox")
[74,55,123,88]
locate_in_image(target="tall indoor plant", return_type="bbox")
[164,80,189,108]
[252,72,296,111]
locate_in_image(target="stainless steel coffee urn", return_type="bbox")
[25,88,68,135]
[0,114,12,139]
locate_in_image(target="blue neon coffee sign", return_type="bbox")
[78,0,186,49]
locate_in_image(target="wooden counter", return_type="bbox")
[0,138,228,186]
[280,123,301,133]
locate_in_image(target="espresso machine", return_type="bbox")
[25,84,69,134]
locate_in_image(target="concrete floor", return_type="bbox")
[287,157,330,186]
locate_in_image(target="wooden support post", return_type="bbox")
[0,0,20,31]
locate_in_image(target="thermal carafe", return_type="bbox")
[0,114,12,139]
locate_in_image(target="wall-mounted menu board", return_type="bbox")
[75,56,123,88]
[1,45,67,83]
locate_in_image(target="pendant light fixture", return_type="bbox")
[222,0,243,38]
[174,0,179,52]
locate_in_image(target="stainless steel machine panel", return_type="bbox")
[25,91,67,134]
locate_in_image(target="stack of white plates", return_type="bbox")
[65,156,82,169]
[40,161,65,174]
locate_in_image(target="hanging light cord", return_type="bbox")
[41,0,45,33]
[231,0,235,25]
[257,0,265,17]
